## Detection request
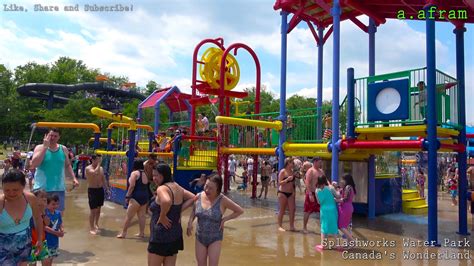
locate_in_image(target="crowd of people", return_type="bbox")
[2,127,474,264]
[402,156,474,208]
[1,128,78,265]
[275,156,357,251]
[1,128,245,266]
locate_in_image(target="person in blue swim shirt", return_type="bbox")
[43,194,64,265]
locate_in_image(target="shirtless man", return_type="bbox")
[258,161,272,199]
[144,154,158,182]
[86,155,109,235]
[303,157,324,233]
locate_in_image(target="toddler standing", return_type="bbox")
[43,194,64,266]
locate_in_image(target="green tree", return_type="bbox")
[14,62,50,84]
[287,95,316,111]
[1,64,43,141]
[240,85,279,115]
[40,97,102,145]
[1,57,144,142]
[104,74,129,88]
[49,57,99,84]
[145,81,162,96]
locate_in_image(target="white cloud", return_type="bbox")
[168,78,192,94]
[1,1,473,124]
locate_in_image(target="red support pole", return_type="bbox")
[252,155,258,199]
[440,143,465,153]
[340,140,424,150]
[191,38,225,135]
[323,25,333,45]
[219,43,261,198]
[182,135,217,141]
[223,97,231,193]
[307,21,320,46]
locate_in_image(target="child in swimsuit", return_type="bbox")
[416,169,425,199]
[190,174,208,194]
[237,170,249,191]
[29,189,50,264]
[447,176,458,206]
[43,194,64,264]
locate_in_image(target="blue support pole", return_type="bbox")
[148,132,154,152]
[316,26,324,140]
[368,19,376,77]
[81,161,86,179]
[278,11,288,171]
[172,135,181,176]
[47,90,54,110]
[169,112,173,124]
[347,68,355,139]
[425,4,439,245]
[368,155,376,218]
[454,26,469,235]
[367,18,377,217]
[330,0,341,183]
[105,129,112,184]
[154,107,161,135]
[137,107,142,123]
[106,129,112,151]
[137,108,142,143]
[93,133,101,150]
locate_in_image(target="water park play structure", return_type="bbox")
[137,86,192,135]
[28,1,473,246]
[17,81,145,110]
[270,0,473,245]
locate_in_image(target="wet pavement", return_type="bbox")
[55,181,474,265]
[1,177,474,265]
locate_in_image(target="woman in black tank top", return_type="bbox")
[148,163,195,266]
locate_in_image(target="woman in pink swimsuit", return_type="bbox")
[336,174,356,248]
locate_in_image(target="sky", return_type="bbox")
[1,0,473,122]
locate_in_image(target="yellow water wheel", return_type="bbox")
[199,47,240,90]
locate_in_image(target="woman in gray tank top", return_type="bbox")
[186,174,244,266]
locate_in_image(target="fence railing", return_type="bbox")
[355,67,459,129]
[176,135,218,168]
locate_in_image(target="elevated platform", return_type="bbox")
[355,125,459,140]
[178,149,217,169]
[193,150,217,157]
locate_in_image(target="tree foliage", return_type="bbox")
[0,57,127,143]
[1,57,350,146]
[39,97,102,145]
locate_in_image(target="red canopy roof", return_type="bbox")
[140,89,167,108]
[140,87,191,113]
[274,0,474,28]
